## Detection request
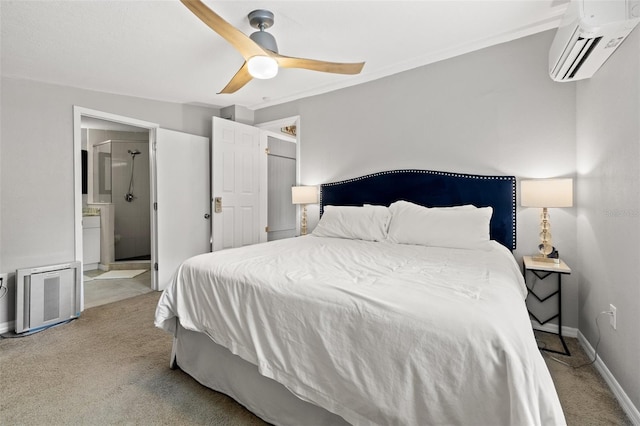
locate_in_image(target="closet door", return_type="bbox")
[211,117,267,251]
[153,128,210,291]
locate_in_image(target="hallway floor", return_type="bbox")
[83,269,153,309]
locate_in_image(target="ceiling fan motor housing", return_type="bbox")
[250,31,278,53]
[248,9,278,53]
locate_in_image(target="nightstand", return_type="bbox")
[522,255,572,356]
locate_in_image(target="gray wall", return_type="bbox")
[256,30,579,328]
[576,27,640,411]
[0,77,220,327]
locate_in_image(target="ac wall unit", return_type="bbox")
[549,0,640,82]
[15,261,81,334]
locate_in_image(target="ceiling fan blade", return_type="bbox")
[218,62,253,94]
[273,53,365,75]
[180,0,267,60]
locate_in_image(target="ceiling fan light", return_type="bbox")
[247,56,279,79]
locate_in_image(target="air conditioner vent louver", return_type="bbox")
[563,36,602,80]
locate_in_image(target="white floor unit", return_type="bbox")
[15,261,81,334]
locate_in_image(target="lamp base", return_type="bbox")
[300,205,308,236]
[536,244,558,259]
[532,246,560,264]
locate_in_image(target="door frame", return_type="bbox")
[72,106,159,307]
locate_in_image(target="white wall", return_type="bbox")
[0,77,220,327]
[256,30,579,328]
[576,27,640,412]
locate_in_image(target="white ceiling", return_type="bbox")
[1,1,569,111]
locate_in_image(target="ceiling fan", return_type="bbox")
[180,0,365,94]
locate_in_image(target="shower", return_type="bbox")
[125,149,141,202]
[90,138,151,263]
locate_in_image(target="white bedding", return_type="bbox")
[155,236,566,426]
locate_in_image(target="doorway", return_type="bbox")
[256,116,301,237]
[74,107,158,310]
[209,116,300,249]
[78,115,155,308]
[266,133,297,241]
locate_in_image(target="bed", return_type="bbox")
[155,169,566,426]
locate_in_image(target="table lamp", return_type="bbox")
[521,178,573,262]
[291,186,318,235]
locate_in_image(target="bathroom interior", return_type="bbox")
[81,118,153,306]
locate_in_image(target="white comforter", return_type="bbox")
[155,236,566,426]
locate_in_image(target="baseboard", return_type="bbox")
[83,263,99,272]
[532,321,578,338]
[578,331,640,424]
[0,320,15,334]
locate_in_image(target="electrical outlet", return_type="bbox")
[609,304,617,330]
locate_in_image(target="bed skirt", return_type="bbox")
[171,322,350,426]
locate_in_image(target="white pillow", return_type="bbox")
[387,201,493,250]
[312,205,391,241]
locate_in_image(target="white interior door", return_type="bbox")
[153,128,210,290]
[212,117,267,251]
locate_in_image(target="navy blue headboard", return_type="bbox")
[320,169,516,249]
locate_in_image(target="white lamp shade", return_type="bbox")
[521,179,573,208]
[291,186,318,205]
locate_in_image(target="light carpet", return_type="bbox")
[0,292,631,425]
[536,331,632,425]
